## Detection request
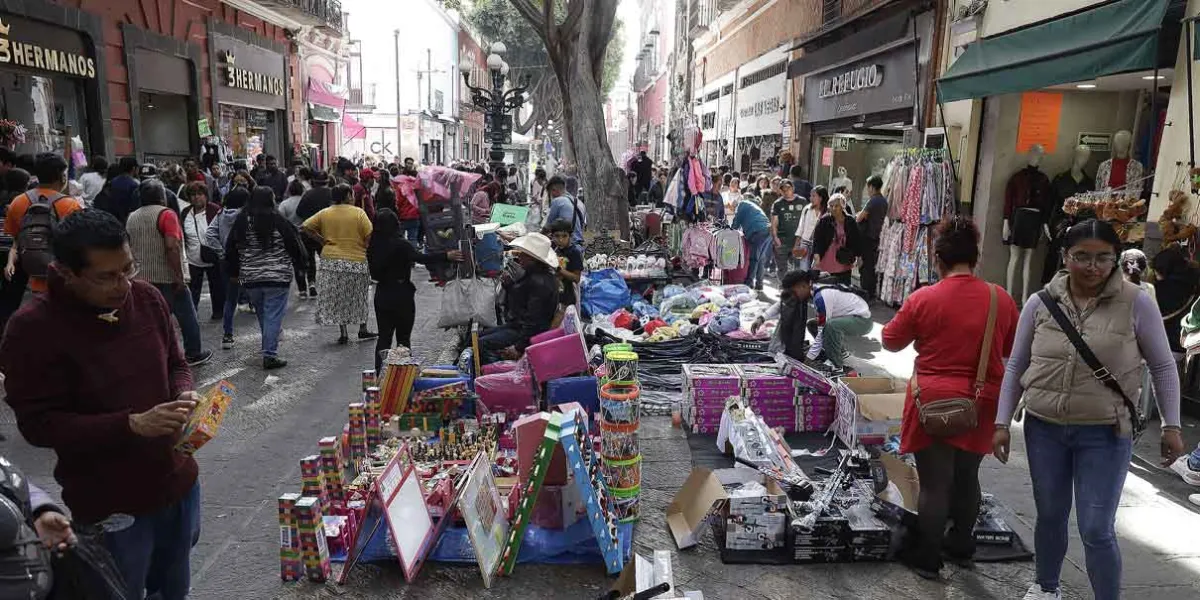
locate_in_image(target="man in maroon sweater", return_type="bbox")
[0,209,202,600]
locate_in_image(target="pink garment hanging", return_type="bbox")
[902,164,924,253]
[687,156,707,195]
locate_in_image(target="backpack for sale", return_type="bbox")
[17,191,68,278]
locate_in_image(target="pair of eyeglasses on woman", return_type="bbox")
[1066,252,1116,268]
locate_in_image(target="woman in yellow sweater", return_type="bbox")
[302,183,378,344]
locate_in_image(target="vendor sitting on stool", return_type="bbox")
[790,272,872,371]
[480,232,561,364]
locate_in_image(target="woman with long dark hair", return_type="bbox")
[792,185,828,273]
[367,209,461,372]
[995,219,1183,600]
[882,216,1020,580]
[225,187,307,369]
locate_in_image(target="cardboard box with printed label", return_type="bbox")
[831,377,906,448]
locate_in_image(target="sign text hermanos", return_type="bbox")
[222,51,284,96]
[0,18,95,79]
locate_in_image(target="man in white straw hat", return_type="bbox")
[479,232,561,363]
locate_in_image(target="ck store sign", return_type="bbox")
[802,43,916,124]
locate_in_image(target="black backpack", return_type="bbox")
[0,459,53,599]
[17,191,68,278]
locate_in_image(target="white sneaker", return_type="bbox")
[1169,456,1200,486]
[1022,584,1061,600]
[1189,493,1200,507]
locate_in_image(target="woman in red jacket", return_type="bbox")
[881,216,1019,580]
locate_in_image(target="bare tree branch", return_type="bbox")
[509,0,547,38]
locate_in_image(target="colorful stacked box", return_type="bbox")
[317,437,345,510]
[796,392,837,432]
[277,493,303,581]
[599,349,641,523]
[363,387,382,449]
[361,369,377,392]
[294,496,331,582]
[299,455,327,511]
[736,364,799,433]
[682,364,742,434]
[379,360,419,417]
[347,402,367,463]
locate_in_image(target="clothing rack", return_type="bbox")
[876,148,955,307]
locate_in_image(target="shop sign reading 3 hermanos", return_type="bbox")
[0,18,96,78]
[222,51,283,96]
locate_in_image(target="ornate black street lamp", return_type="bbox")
[461,42,529,175]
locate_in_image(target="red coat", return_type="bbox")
[881,275,1019,455]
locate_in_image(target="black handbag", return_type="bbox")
[1035,289,1147,440]
[835,246,856,265]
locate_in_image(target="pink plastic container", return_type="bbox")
[526,331,589,383]
[530,327,568,345]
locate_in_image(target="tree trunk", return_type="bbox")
[553,4,627,239]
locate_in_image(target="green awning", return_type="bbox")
[308,103,340,123]
[938,0,1170,103]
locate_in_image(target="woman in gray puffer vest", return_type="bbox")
[994,219,1185,600]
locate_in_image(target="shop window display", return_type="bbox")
[219,104,277,164]
[0,72,87,155]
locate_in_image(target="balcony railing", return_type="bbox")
[347,86,375,110]
[252,0,344,35]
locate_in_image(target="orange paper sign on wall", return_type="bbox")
[1016,92,1064,154]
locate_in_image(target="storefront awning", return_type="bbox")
[937,0,1171,103]
[307,79,347,110]
[343,114,366,140]
[308,103,340,123]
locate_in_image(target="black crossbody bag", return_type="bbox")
[1035,290,1147,440]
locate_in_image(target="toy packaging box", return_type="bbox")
[176,380,235,455]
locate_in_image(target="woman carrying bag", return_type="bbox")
[994,219,1184,600]
[810,193,860,285]
[882,217,1020,580]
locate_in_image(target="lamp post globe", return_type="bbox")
[490,41,507,56]
[486,53,504,72]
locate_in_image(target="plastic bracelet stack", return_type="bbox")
[599,348,641,523]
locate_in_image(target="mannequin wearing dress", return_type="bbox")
[1042,145,1095,283]
[1003,144,1052,302]
[1096,130,1143,194]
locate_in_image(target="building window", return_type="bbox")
[0,73,88,157]
[822,0,841,25]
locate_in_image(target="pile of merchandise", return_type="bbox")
[667,353,1029,569]
[273,315,638,591]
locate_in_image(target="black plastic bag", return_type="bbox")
[48,535,128,600]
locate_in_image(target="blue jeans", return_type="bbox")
[1024,416,1132,599]
[222,274,240,336]
[245,286,289,357]
[745,230,771,288]
[102,483,201,600]
[401,219,421,245]
[478,326,524,364]
[153,283,203,357]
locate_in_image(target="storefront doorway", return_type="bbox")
[219,104,280,163]
[208,24,289,165]
[810,132,905,211]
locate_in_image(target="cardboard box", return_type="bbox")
[666,468,727,549]
[176,380,235,455]
[831,377,906,448]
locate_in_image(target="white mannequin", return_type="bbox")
[1004,144,1046,302]
[1096,130,1143,192]
[830,166,854,196]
